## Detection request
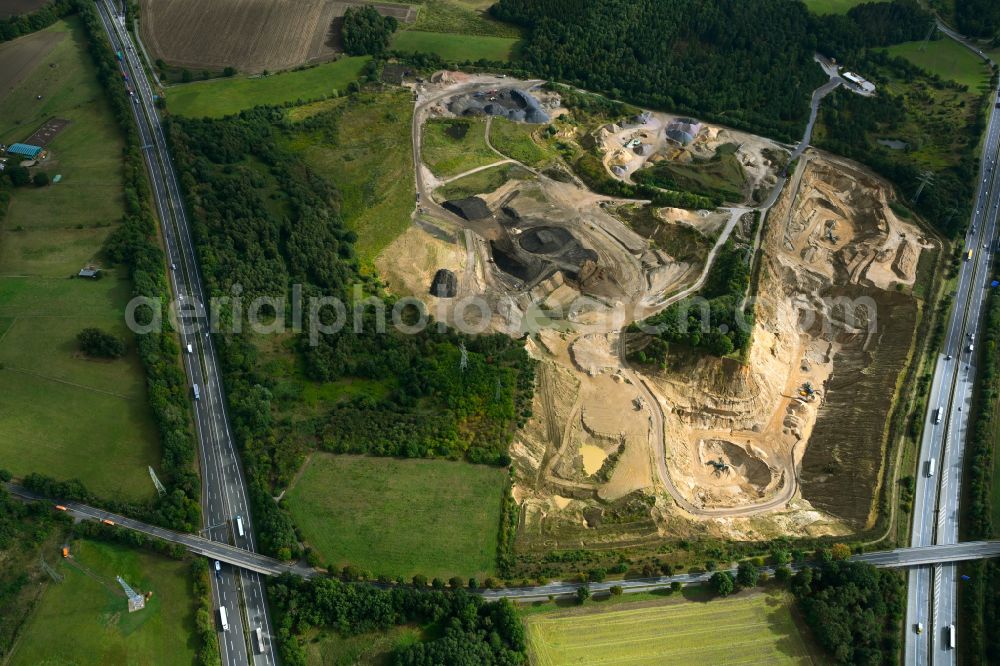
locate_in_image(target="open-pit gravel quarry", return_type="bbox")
[376,73,931,550]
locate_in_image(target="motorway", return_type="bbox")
[93,3,277,664]
[905,30,1000,665]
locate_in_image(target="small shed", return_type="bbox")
[7,143,44,159]
[78,267,101,279]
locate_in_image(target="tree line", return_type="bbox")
[0,0,73,43]
[954,0,1000,40]
[341,5,398,56]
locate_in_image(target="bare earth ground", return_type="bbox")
[377,74,926,550]
[0,29,65,105]
[139,0,415,73]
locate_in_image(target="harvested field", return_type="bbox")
[139,0,412,73]
[0,27,65,105]
[0,0,48,19]
[525,590,821,665]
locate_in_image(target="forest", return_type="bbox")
[341,5,398,56]
[0,0,73,43]
[792,559,904,664]
[954,0,1000,39]
[267,573,526,665]
[491,0,932,143]
[167,107,534,559]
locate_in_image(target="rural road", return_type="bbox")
[95,3,277,665]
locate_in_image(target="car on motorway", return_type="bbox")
[915,622,924,634]
[214,560,222,577]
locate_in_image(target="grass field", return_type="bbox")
[284,90,415,266]
[423,117,501,179]
[436,162,532,200]
[489,118,556,167]
[525,590,822,666]
[284,454,507,579]
[166,56,370,118]
[0,19,160,501]
[886,38,992,90]
[391,30,519,62]
[411,0,522,38]
[802,0,868,13]
[304,626,421,665]
[9,539,196,666]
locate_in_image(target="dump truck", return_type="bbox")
[61,547,69,558]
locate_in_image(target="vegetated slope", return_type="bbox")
[490,0,932,142]
[167,107,534,559]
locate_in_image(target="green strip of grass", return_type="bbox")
[886,38,992,90]
[802,0,868,14]
[166,56,371,118]
[284,454,506,580]
[391,30,519,62]
[422,117,500,179]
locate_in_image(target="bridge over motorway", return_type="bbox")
[11,486,1000,599]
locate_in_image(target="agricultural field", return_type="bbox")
[8,539,196,666]
[0,0,48,19]
[390,30,520,62]
[489,117,556,167]
[0,19,160,501]
[165,56,370,118]
[524,590,823,666]
[284,90,415,265]
[422,117,502,179]
[886,38,992,90]
[436,162,532,201]
[283,454,507,579]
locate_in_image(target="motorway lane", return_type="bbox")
[904,37,1000,662]
[94,4,278,664]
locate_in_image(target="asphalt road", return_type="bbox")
[11,484,1000,602]
[93,4,277,664]
[904,31,1000,664]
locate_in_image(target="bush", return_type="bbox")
[576,585,590,604]
[710,571,735,597]
[737,561,759,589]
[609,585,623,596]
[7,165,29,186]
[77,327,126,359]
[32,172,49,187]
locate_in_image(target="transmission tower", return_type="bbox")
[459,342,468,372]
[913,170,935,203]
[918,21,936,52]
[117,576,146,613]
[39,555,63,583]
[148,466,166,496]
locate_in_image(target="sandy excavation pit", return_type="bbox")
[379,73,928,547]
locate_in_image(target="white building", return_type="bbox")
[843,71,876,94]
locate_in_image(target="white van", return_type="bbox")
[219,606,229,632]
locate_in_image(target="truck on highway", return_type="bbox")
[235,515,244,538]
[926,458,937,477]
[116,50,123,61]
[219,606,229,632]
[967,249,974,261]
[948,624,956,649]
[192,384,200,400]
[253,627,265,654]
[934,408,942,425]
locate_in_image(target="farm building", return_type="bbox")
[78,267,101,279]
[7,143,44,159]
[665,118,703,146]
[843,71,876,94]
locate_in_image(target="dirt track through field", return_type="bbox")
[0,28,65,106]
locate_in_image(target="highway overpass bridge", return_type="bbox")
[10,485,1000,598]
